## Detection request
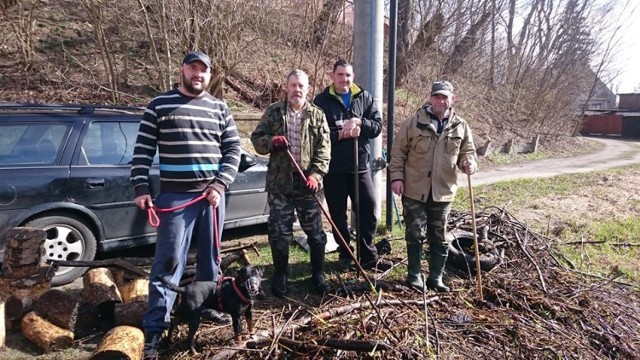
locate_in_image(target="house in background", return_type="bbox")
[618,93,640,111]
[581,91,640,138]
[577,74,617,111]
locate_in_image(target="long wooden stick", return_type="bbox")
[467,174,484,300]
[285,149,377,294]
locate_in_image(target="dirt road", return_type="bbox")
[460,136,640,186]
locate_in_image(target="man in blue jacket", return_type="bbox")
[313,59,392,271]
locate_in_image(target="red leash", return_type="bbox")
[146,194,208,227]
[146,193,221,263]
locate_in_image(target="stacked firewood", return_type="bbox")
[1,231,258,359]
[0,228,54,351]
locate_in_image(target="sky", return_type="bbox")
[610,2,640,94]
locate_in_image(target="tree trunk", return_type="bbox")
[443,10,492,77]
[89,325,144,360]
[308,0,347,49]
[21,311,74,352]
[396,12,445,86]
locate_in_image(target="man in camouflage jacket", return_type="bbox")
[251,69,331,296]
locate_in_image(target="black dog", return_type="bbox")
[158,265,263,354]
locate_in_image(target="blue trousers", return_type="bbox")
[143,192,225,332]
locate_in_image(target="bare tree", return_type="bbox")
[308,0,347,49]
[79,0,121,103]
[0,0,38,66]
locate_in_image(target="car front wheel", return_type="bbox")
[25,214,97,286]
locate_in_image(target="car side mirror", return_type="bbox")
[239,152,258,172]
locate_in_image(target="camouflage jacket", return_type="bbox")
[251,101,331,194]
[389,106,476,202]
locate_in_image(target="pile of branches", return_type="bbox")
[169,207,640,359]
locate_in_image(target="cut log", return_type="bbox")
[0,300,5,351]
[118,279,149,303]
[0,267,53,321]
[114,302,146,328]
[82,268,123,307]
[5,296,33,322]
[1,227,47,278]
[32,289,99,337]
[89,325,144,360]
[21,311,73,352]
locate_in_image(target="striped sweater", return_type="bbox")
[130,89,241,197]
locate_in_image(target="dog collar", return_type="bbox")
[216,277,251,312]
[231,278,252,305]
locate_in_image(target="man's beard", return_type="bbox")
[182,73,207,96]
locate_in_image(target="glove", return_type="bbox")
[305,176,318,193]
[271,136,289,151]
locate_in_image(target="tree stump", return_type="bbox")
[82,268,123,307]
[114,302,146,328]
[1,227,46,279]
[33,289,99,338]
[118,279,148,303]
[89,325,144,360]
[21,311,73,352]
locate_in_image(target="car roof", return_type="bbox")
[0,103,145,116]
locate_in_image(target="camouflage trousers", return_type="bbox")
[402,194,452,254]
[268,191,327,269]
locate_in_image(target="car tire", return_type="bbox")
[25,214,97,286]
[447,231,500,273]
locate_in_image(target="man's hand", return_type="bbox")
[339,118,361,140]
[462,160,477,175]
[391,180,404,196]
[204,186,222,208]
[271,136,289,151]
[134,195,153,210]
[305,176,318,193]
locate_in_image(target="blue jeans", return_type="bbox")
[143,192,225,332]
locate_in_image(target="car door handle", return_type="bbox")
[85,178,105,189]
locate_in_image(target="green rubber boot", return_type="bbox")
[426,246,450,292]
[405,243,424,290]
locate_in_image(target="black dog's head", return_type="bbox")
[235,265,263,299]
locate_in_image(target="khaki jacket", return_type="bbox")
[250,101,330,194]
[389,107,476,202]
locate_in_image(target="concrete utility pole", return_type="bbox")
[353,0,384,219]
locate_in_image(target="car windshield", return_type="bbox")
[0,122,71,166]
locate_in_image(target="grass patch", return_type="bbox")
[485,152,549,165]
[451,164,640,284]
[558,217,640,283]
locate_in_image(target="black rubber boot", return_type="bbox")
[426,245,450,292]
[309,245,331,294]
[405,243,424,290]
[270,242,289,298]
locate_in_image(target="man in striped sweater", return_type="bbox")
[130,51,241,358]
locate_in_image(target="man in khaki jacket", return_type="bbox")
[389,81,477,292]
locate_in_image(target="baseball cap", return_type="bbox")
[431,81,453,97]
[182,51,212,69]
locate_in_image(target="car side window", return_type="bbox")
[83,121,157,165]
[0,123,70,165]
